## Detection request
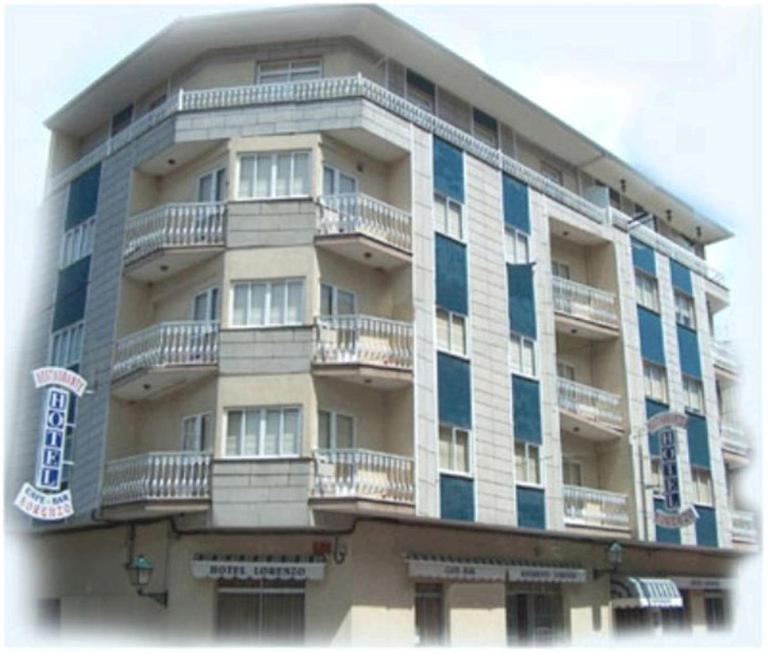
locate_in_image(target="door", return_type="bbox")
[506,591,563,645]
[415,584,445,646]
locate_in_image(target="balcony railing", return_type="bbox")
[124,202,226,265]
[563,485,630,530]
[49,75,724,290]
[713,340,737,372]
[552,276,619,327]
[557,377,623,429]
[314,315,413,369]
[317,193,412,252]
[731,509,758,543]
[312,448,415,504]
[101,452,212,507]
[113,321,219,380]
[721,422,749,456]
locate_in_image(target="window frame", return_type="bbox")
[514,441,542,487]
[230,278,305,328]
[49,321,85,368]
[320,282,357,317]
[682,374,705,414]
[236,150,312,200]
[509,332,536,378]
[223,406,302,458]
[674,290,696,329]
[433,192,465,242]
[322,164,358,197]
[556,361,576,381]
[540,161,564,185]
[318,409,356,450]
[562,459,583,487]
[635,269,660,312]
[60,218,95,269]
[197,167,227,203]
[181,412,213,452]
[692,467,714,506]
[504,226,530,264]
[192,286,220,322]
[256,59,322,84]
[436,308,468,359]
[438,424,472,476]
[643,360,669,403]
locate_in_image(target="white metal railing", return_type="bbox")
[112,321,219,379]
[551,276,619,327]
[731,510,758,543]
[557,377,623,429]
[48,75,726,290]
[101,452,211,506]
[721,422,750,456]
[124,202,226,264]
[713,340,737,372]
[318,193,412,252]
[314,315,413,369]
[312,448,415,504]
[610,208,726,287]
[563,485,630,529]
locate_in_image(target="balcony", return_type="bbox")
[112,321,219,400]
[101,451,211,519]
[563,485,631,533]
[713,341,737,377]
[557,378,624,439]
[123,202,226,282]
[731,510,758,544]
[316,193,412,269]
[552,276,619,338]
[313,315,413,389]
[721,422,750,465]
[311,448,415,510]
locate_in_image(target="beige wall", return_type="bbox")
[446,583,506,646]
[157,145,229,204]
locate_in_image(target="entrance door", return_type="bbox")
[415,583,445,646]
[506,591,563,645]
[216,581,305,644]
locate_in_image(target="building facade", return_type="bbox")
[8,5,757,645]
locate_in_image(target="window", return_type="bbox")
[147,94,167,112]
[562,460,582,486]
[643,361,669,402]
[406,70,435,112]
[556,362,576,381]
[231,279,304,327]
[181,413,212,452]
[50,322,84,368]
[320,283,356,316]
[193,287,220,322]
[650,458,662,495]
[434,193,463,240]
[635,270,660,311]
[225,407,301,457]
[60,218,95,268]
[322,165,358,196]
[551,260,571,280]
[692,468,713,505]
[237,151,311,199]
[415,584,445,646]
[318,410,354,449]
[197,168,226,202]
[257,59,321,83]
[704,595,727,631]
[505,227,530,264]
[436,309,467,357]
[683,375,704,413]
[110,105,133,136]
[438,425,470,473]
[675,291,696,329]
[472,108,498,147]
[540,161,563,185]
[514,441,541,485]
[509,333,535,377]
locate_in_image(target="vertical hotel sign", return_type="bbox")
[13,367,87,520]
[649,411,699,528]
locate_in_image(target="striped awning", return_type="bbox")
[611,576,683,609]
[406,554,586,583]
[191,554,326,581]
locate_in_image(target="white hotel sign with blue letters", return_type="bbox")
[13,367,87,521]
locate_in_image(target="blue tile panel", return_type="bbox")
[637,305,666,365]
[507,264,537,339]
[677,324,702,379]
[52,256,91,331]
[631,237,656,275]
[437,352,472,429]
[65,164,101,230]
[440,474,475,521]
[670,259,693,295]
[435,234,468,315]
[654,497,682,544]
[517,486,546,529]
[433,136,464,203]
[512,375,542,444]
[686,412,711,469]
[694,506,718,547]
[502,174,530,233]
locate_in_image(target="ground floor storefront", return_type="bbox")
[22,516,740,645]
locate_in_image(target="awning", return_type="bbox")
[611,576,683,609]
[670,576,732,591]
[191,554,326,581]
[406,554,587,584]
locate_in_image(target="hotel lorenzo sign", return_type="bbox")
[13,368,87,521]
[651,411,699,529]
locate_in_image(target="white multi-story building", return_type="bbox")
[8,5,756,645]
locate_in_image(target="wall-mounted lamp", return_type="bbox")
[126,554,168,607]
[594,541,624,579]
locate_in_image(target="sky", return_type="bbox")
[1,0,764,646]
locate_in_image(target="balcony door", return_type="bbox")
[181,413,211,452]
[198,168,226,202]
[323,165,358,196]
[318,410,355,450]
[193,287,220,322]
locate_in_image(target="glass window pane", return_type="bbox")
[215,169,226,201]
[439,426,452,470]
[339,172,356,194]
[448,202,462,239]
[232,285,249,325]
[450,314,466,356]
[434,195,447,232]
[193,292,208,321]
[68,325,82,364]
[336,414,354,449]
[515,442,526,480]
[436,309,450,351]
[318,411,332,449]
[198,173,213,202]
[226,412,242,455]
[256,154,272,197]
[323,166,335,195]
[282,409,300,455]
[455,430,469,472]
[270,281,286,324]
[530,446,541,484]
[250,283,267,325]
[264,410,281,456]
[182,417,198,451]
[523,341,535,376]
[286,281,303,324]
[200,414,211,451]
[292,153,310,195]
[275,154,292,196]
[320,284,334,316]
[337,290,355,315]
[238,156,254,198]
[244,410,260,455]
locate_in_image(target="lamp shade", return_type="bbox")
[127,554,154,588]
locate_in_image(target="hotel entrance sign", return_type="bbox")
[13,367,87,521]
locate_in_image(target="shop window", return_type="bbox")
[415,584,445,646]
